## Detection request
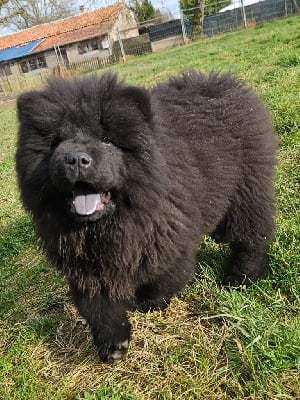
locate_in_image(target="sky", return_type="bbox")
[220,0,265,12]
[87,0,181,17]
[152,0,180,16]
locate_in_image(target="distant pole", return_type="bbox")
[284,0,288,17]
[240,0,247,28]
[107,33,112,56]
[116,27,126,63]
[180,10,188,44]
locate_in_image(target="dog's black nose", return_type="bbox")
[65,152,92,168]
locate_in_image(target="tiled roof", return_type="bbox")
[33,21,114,52]
[0,3,123,51]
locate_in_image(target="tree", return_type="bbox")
[180,0,231,36]
[0,0,77,31]
[129,0,160,23]
[204,0,231,15]
[180,0,231,17]
[192,0,205,37]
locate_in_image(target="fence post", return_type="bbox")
[7,77,12,93]
[116,27,126,63]
[180,10,188,44]
[0,76,7,96]
[284,0,288,17]
[241,0,248,28]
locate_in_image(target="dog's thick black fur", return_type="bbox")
[16,71,277,362]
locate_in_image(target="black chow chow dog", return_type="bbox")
[16,71,277,362]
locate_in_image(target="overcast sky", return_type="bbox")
[153,0,180,16]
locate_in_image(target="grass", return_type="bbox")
[0,15,300,400]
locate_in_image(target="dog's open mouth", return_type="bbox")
[72,187,111,216]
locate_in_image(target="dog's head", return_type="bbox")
[16,73,161,226]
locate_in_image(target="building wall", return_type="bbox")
[0,61,23,76]
[10,62,20,76]
[110,8,139,41]
[65,40,111,63]
[44,50,59,69]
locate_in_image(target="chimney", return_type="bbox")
[79,6,85,14]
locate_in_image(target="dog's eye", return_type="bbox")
[101,136,111,144]
[50,136,61,149]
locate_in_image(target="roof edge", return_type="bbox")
[0,2,124,51]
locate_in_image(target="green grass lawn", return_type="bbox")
[0,16,299,400]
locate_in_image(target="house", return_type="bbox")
[0,3,138,76]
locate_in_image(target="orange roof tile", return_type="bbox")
[34,21,114,52]
[0,3,123,51]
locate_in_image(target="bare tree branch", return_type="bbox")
[0,0,78,31]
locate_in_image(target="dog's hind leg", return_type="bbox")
[217,175,276,286]
[135,259,195,312]
[135,280,173,312]
[223,240,270,286]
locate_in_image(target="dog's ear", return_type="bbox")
[119,86,152,122]
[17,90,52,126]
[17,88,64,130]
[17,91,40,121]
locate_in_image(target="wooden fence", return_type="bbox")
[0,54,122,96]
[67,54,119,72]
[0,70,52,95]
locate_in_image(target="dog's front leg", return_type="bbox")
[70,283,131,363]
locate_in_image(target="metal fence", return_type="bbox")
[0,0,299,95]
[114,0,300,55]
[202,0,300,35]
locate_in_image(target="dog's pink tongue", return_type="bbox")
[73,193,100,215]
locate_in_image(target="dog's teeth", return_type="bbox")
[121,340,129,348]
[76,316,87,325]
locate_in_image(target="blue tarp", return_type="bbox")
[0,39,42,61]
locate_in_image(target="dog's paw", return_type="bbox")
[136,298,170,313]
[96,322,131,363]
[223,266,267,287]
[222,271,252,287]
[98,339,129,363]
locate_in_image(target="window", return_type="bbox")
[101,39,109,49]
[78,44,87,54]
[78,39,100,54]
[89,40,99,51]
[20,61,28,73]
[0,63,12,76]
[37,56,47,68]
[29,58,37,71]
[19,55,47,73]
